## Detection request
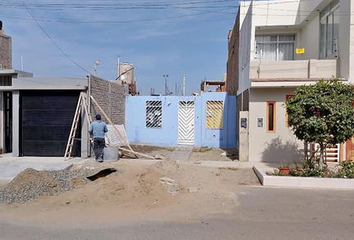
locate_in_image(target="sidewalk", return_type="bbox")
[0,151,276,185]
[0,154,81,184]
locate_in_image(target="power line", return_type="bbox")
[0,10,222,24]
[0,0,237,9]
[23,3,90,74]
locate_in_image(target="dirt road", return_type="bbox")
[1,187,354,240]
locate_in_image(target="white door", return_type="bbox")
[178,101,195,145]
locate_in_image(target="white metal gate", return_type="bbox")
[178,101,195,145]
[313,143,340,162]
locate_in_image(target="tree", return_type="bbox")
[285,79,354,168]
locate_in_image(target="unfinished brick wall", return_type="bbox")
[89,75,125,125]
[0,33,11,69]
[226,8,240,96]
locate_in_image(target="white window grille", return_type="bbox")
[146,100,162,128]
[255,35,295,61]
[206,101,223,129]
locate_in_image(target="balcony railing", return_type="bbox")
[250,59,337,80]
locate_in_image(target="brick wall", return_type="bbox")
[0,33,11,69]
[242,89,249,111]
[226,8,240,96]
[89,75,125,125]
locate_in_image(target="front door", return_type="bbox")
[178,101,195,145]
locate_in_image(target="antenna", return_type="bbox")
[183,74,186,96]
[117,55,120,80]
[21,56,24,71]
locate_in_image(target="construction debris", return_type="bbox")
[159,177,179,196]
[187,187,201,193]
[0,168,96,204]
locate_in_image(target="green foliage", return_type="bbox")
[273,160,354,178]
[286,79,354,146]
[335,161,354,178]
[287,160,328,177]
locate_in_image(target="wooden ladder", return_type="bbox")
[64,93,91,159]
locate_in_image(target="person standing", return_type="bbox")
[89,114,108,162]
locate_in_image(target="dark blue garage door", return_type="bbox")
[20,91,81,157]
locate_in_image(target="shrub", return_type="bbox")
[335,161,354,178]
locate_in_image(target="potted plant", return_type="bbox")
[278,164,290,175]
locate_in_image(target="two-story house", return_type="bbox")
[227,0,353,163]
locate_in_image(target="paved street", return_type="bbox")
[1,186,353,240]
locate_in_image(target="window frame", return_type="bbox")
[266,101,276,133]
[319,0,340,59]
[255,34,295,61]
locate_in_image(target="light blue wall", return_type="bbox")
[125,92,236,148]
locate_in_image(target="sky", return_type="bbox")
[0,0,240,95]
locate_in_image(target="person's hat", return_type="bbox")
[95,114,102,120]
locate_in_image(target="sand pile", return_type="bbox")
[57,162,175,207]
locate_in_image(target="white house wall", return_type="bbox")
[339,0,352,81]
[241,0,301,61]
[298,0,329,23]
[349,0,354,82]
[239,0,354,81]
[238,1,253,95]
[297,14,320,60]
[249,88,303,163]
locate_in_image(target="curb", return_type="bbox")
[254,166,354,189]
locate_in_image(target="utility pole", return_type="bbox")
[117,56,120,80]
[163,74,169,96]
[21,56,24,71]
[183,74,186,96]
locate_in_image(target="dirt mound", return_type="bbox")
[66,163,173,206]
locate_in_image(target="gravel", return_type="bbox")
[0,168,97,204]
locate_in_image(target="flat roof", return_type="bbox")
[0,69,17,76]
[250,78,348,88]
[11,77,88,90]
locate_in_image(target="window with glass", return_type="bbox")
[267,101,276,132]
[320,0,339,59]
[255,35,295,61]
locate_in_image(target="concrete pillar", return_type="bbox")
[12,90,19,156]
[81,104,89,158]
[0,92,3,153]
[239,111,249,162]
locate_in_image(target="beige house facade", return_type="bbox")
[227,0,354,162]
